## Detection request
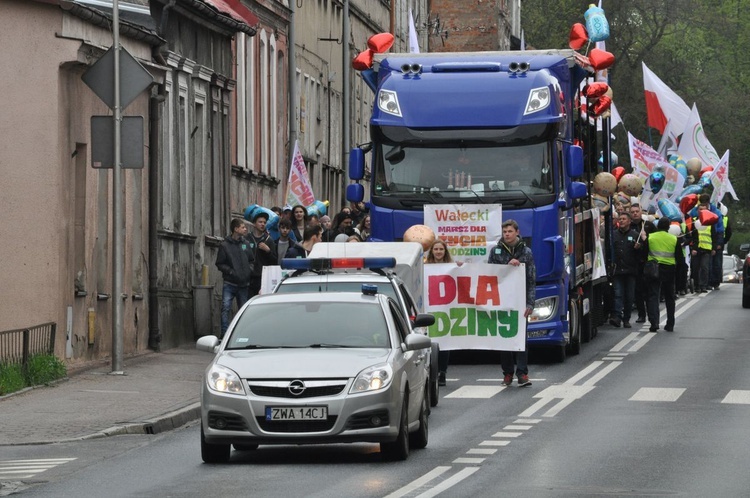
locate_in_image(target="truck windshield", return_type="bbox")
[373,142,553,198]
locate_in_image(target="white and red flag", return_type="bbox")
[676,104,722,167]
[285,140,316,207]
[642,62,691,134]
[708,151,739,203]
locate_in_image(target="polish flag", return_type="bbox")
[642,62,691,134]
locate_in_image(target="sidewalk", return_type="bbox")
[0,345,214,446]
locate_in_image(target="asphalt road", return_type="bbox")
[5,284,749,497]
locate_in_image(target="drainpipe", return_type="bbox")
[148,83,165,351]
[288,0,297,171]
[342,0,350,199]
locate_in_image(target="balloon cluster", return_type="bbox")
[568,5,616,119]
[244,200,330,239]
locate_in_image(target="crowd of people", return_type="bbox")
[608,194,731,333]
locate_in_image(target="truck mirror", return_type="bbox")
[349,148,365,180]
[568,181,588,200]
[566,145,584,178]
[739,243,750,258]
[346,183,364,203]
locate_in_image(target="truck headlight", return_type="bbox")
[529,296,557,323]
[206,364,245,395]
[524,87,551,115]
[378,90,402,117]
[350,364,394,393]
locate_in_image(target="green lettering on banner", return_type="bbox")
[450,308,467,336]
[477,310,496,336]
[430,312,451,337]
[497,310,518,338]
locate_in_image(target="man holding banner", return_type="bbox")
[488,220,536,387]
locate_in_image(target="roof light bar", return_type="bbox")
[280,257,397,271]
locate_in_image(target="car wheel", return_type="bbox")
[429,343,439,408]
[201,426,230,463]
[381,394,410,461]
[233,443,259,451]
[409,387,429,449]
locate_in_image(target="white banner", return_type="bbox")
[677,104,722,167]
[628,132,685,211]
[423,204,502,263]
[709,150,738,203]
[260,266,293,295]
[424,263,526,351]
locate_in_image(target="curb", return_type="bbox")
[2,402,201,446]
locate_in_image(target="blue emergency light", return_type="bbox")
[361,284,378,295]
[280,257,396,271]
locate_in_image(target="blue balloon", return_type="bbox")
[650,172,665,194]
[657,199,682,222]
[675,184,702,202]
[697,172,712,188]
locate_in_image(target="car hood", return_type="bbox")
[216,349,392,378]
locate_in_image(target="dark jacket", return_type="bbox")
[612,227,643,276]
[246,231,277,277]
[285,242,309,259]
[215,236,255,286]
[488,237,536,311]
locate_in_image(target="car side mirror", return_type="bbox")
[403,333,431,352]
[411,313,435,328]
[739,243,750,258]
[196,335,221,353]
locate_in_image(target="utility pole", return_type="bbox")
[288,0,297,169]
[342,0,350,193]
[112,0,124,374]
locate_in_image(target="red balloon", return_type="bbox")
[584,82,609,99]
[367,33,395,53]
[699,209,719,226]
[679,194,698,214]
[591,95,612,116]
[589,48,615,71]
[352,49,374,71]
[699,166,714,176]
[612,166,625,182]
[569,23,588,50]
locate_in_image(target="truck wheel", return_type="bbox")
[565,298,581,357]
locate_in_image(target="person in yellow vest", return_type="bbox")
[689,201,721,293]
[645,217,680,332]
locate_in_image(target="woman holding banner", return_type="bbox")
[425,239,459,386]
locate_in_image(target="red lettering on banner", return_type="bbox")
[457,276,474,304]
[428,275,455,305]
[475,275,500,305]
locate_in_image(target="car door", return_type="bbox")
[389,300,426,421]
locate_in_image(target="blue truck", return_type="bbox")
[347,50,613,361]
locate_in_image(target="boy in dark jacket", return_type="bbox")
[215,218,255,337]
[246,212,277,298]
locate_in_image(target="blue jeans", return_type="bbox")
[221,283,250,337]
[501,351,528,377]
[612,274,637,322]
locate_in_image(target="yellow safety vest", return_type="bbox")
[694,219,712,250]
[648,231,677,265]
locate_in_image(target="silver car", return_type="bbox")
[197,290,433,463]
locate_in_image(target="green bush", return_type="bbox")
[0,354,67,396]
[0,362,26,396]
[25,354,67,386]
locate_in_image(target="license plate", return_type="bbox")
[265,406,328,421]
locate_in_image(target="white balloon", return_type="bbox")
[668,224,682,236]
[720,203,728,216]
[694,220,703,230]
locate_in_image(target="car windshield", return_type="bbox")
[225,302,391,349]
[723,256,738,272]
[276,282,399,301]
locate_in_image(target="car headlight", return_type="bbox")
[206,364,245,395]
[723,273,738,283]
[350,364,394,394]
[528,296,557,323]
[378,90,402,117]
[524,87,551,115]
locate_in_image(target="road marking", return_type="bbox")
[611,332,640,352]
[383,466,451,498]
[628,333,656,352]
[673,297,701,318]
[543,397,577,417]
[629,387,685,402]
[581,362,621,386]
[467,448,497,455]
[444,385,504,398]
[414,467,480,498]
[603,356,624,361]
[721,390,750,404]
[453,457,485,464]
[491,431,522,438]
[514,418,541,424]
[479,440,510,446]
[504,424,532,430]
[0,458,76,480]
[564,361,603,385]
